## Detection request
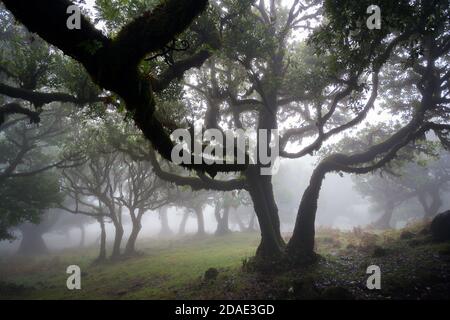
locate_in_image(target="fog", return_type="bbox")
[2,154,433,256]
[1,0,450,302]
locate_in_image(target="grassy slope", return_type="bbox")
[0,233,259,299]
[1,223,450,300]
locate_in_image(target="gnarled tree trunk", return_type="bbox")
[215,203,230,235]
[287,165,327,260]
[111,222,124,259]
[246,167,285,260]
[109,204,124,259]
[124,208,145,256]
[125,222,141,255]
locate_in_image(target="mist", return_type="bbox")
[1,0,450,303]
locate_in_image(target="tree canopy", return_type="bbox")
[0,0,449,267]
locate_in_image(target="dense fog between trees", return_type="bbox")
[0,0,449,301]
[2,154,448,255]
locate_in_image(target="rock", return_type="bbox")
[400,231,415,240]
[321,286,354,300]
[204,268,219,281]
[430,210,450,242]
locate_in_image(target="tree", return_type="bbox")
[0,106,82,183]
[117,157,173,255]
[52,210,95,248]
[354,150,450,228]
[213,192,232,236]
[170,188,214,236]
[61,133,125,259]
[228,191,258,233]
[93,0,449,264]
[17,212,59,255]
[17,209,94,255]
[0,171,62,241]
[158,206,173,237]
[286,0,450,261]
[3,0,450,268]
[1,0,218,171]
[0,4,104,128]
[213,190,249,235]
[59,173,111,261]
[110,0,331,260]
[0,6,94,238]
[177,208,190,236]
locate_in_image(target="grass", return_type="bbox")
[1,222,450,300]
[0,233,259,299]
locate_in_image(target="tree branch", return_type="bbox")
[0,83,101,108]
[0,102,40,125]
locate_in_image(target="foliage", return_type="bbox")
[0,172,62,240]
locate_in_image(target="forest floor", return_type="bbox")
[1,222,450,300]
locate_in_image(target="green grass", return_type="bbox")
[0,233,259,299]
[1,224,450,300]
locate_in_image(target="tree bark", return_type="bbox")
[215,203,231,235]
[125,221,141,255]
[97,217,106,262]
[246,167,285,259]
[195,206,205,236]
[178,210,189,235]
[111,222,124,259]
[159,207,173,236]
[286,165,327,260]
[124,208,145,256]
